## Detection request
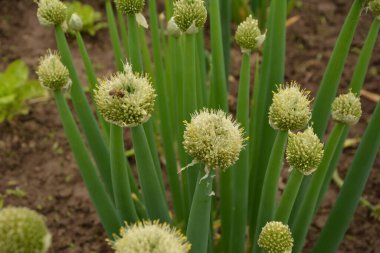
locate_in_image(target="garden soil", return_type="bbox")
[0,0,379,252]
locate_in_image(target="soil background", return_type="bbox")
[0,0,379,252]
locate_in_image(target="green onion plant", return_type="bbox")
[33,0,380,252]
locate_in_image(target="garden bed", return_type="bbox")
[0,0,379,252]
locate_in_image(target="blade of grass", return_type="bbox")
[252,130,288,253]
[230,52,251,253]
[54,26,114,200]
[53,90,120,237]
[311,101,380,253]
[110,124,139,222]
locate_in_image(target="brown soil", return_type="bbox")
[0,0,379,252]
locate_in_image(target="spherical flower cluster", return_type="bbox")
[110,221,191,253]
[235,15,264,52]
[183,109,245,170]
[173,0,207,34]
[269,82,312,131]
[0,207,51,253]
[286,127,324,175]
[258,221,294,253]
[37,51,71,90]
[115,0,145,15]
[36,0,67,26]
[68,13,83,32]
[94,63,156,127]
[331,91,362,125]
[369,0,380,19]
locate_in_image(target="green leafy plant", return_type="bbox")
[0,60,47,123]
[65,1,107,36]
[31,0,380,252]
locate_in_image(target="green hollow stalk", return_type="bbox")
[311,101,380,253]
[230,52,251,253]
[208,1,230,251]
[182,33,199,206]
[75,32,110,141]
[186,170,214,253]
[209,0,228,110]
[126,14,164,192]
[291,3,371,224]
[252,130,288,253]
[316,19,380,209]
[105,0,124,71]
[53,90,120,237]
[220,0,231,79]
[131,125,171,223]
[139,27,153,76]
[311,0,363,137]
[248,0,286,241]
[291,123,346,253]
[148,0,184,222]
[110,124,138,222]
[196,31,207,106]
[274,169,303,223]
[117,11,129,58]
[54,26,114,200]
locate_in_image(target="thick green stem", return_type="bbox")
[248,0,286,239]
[253,130,288,253]
[54,26,113,201]
[220,0,231,79]
[186,170,213,253]
[75,32,110,142]
[182,34,199,206]
[131,125,171,223]
[230,52,251,253]
[148,0,184,222]
[117,11,129,58]
[275,169,303,223]
[53,91,120,237]
[311,101,380,253]
[209,0,228,109]
[292,123,346,253]
[110,124,138,222]
[126,14,164,193]
[316,19,380,210]
[105,0,124,71]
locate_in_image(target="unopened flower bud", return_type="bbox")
[167,17,181,38]
[95,63,156,127]
[235,15,264,52]
[269,82,312,131]
[110,221,191,253]
[183,109,245,170]
[286,127,324,175]
[36,0,67,26]
[69,13,83,32]
[0,207,51,253]
[331,91,362,125]
[258,221,294,253]
[173,0,207,34]
[115,0,145,15]
[369,0,380,19]
[37,51,71,90]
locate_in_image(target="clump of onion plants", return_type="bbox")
[33,0,380,252]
